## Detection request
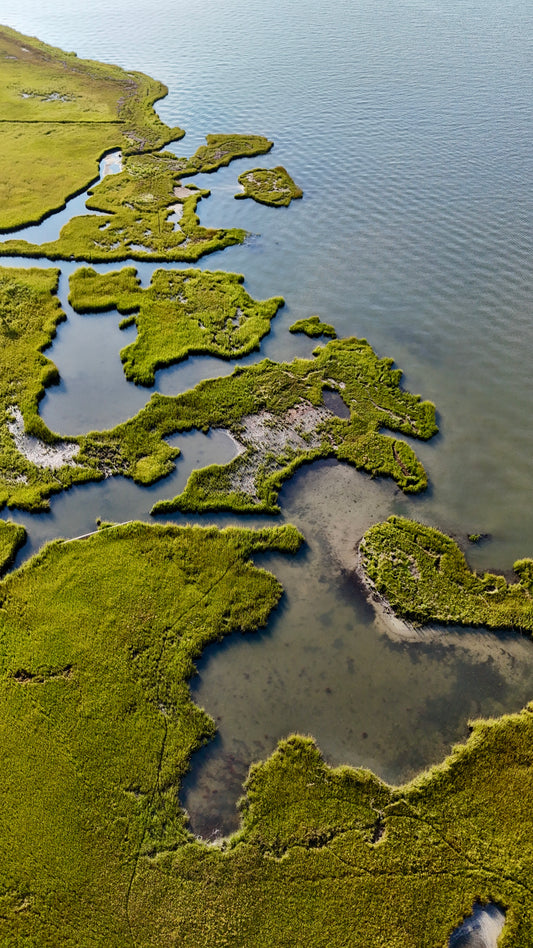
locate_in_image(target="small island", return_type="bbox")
[360,515,533,632]
[235,165,303,206]
[289,314,337,338]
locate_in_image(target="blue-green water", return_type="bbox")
[0,0,532,837]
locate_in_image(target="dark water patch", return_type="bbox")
[322,388,350,419]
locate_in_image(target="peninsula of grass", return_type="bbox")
[0,520,26,575]
[360,515,533,632]
[75,336,437,510]
[0,521,532,945]
[0,275,436,512]
[289,314,337,338]
[0,265,113,511]
[0,150,247,263]
[0,24,183,230]
[69,266,284,385]
[235,165,303,206]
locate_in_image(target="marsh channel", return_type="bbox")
[0,0,532,840]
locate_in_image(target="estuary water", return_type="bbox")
[0,0,532,838]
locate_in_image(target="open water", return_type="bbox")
[0,0,532,846]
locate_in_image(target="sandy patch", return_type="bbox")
[7,407,80,470]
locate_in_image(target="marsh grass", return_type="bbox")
[235,165,303,206]
[0,520,26,575]
[0,135,275,263]
[69,266,284,385]
[289,315,337,338]
[360,515,533,632]
[0,522,531,945]
[0,266,107,511]
[0,521,302,942]
[0,25,183,230]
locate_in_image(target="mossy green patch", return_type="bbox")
[84,336,434,514]
[235,165,303,206]
[360,515,533,632]
[0,520,531,948]
[0,25,183,230]
[0,151,246,263]
[0,266,109,511]
[289,314,337,338]
[172,133,273,177]
[69,267,284,385]
[0,520,26,575]
[0,520,302,944]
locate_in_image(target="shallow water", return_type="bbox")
[0,0,532,836]
[449,903,505,948]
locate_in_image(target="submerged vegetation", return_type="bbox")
[69,266,284,385]
[235,165,303,206]
[360,516,533,632]
[289,314,337,338]
[0,24,183,230]
[0,522,531,945]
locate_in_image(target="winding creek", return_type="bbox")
[0,2,532,898]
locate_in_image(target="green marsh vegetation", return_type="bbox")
[0,520,25,575]
[360,515,533,632]
[289,314,337,338]
[235,165,303,206]
[0,520,303,943]
[69,266,284,385]
[0,135,275,263]
[0,266,108,511]
[75,336,436,511]
[0,151,245,263]
[0,24,183,230]
[0,520,531,945]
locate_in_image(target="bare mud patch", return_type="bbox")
[7,407,80,470]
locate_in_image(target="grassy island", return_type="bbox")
[235,165,303,206]
[0,522,531,945]
[0,520,26,574]
[69,266,284,385]
[74,336,437,512]
[0,151,246,263]
[0,273,436,513]
[0,24,183,230]
[0,266,109,511]
[0,135,275,263]
[360,516,533,632]
[289,314,337,338]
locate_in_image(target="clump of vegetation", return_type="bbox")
[0,24,184,230]
[0,278,437,513]
[0,266,107,511]
[0,522,531,945]
[0,520,26,575]
[360,515,533,632]
[77,336,436,511]
[0,520,303,943]
[289,315,337,338]
[69,266,284,385]
[175,133,274,177]
[235,165,303,206]
[0,151,247,263]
